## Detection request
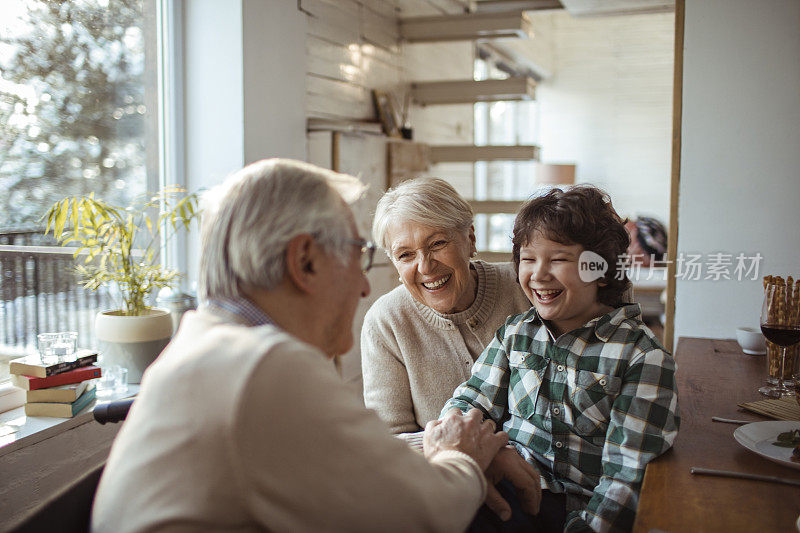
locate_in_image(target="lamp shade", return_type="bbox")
[536,163,576,185]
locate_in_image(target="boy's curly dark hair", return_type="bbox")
[512,185,630,307]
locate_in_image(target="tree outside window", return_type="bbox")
[0,0,148,230]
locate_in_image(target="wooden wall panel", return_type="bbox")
[304,0,361,46]
[335,133,398,392]
[362,5,401,51]
[303,1,405,122]
[307,35,363,83]
[307,76,372,107]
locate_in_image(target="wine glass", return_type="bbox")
[758,284,800,398]
[794,374,800,406]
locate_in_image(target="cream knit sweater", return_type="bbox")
[93,307,486,532]
[361,261,531,443]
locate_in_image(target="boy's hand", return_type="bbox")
[485,446,542,521]
[423,408,508,470]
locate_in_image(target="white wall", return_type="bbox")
[183,0,244,189]
[675,0,800,340]
[530,11,674,223]
[242,0,307,165]
[183,0,306,284]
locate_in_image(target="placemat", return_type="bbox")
[738,397,800,421]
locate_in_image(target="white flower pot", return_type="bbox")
[94,308,173,384]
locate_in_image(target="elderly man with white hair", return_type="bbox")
[91,159,509,532]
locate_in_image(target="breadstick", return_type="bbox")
[787,278,800,377]
[769,277,784,324]
[765,275,779,377]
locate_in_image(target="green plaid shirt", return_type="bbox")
[442,304,679,533]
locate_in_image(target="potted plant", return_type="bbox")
[42,187,200,383]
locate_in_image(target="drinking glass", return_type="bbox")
[97,365,129,397]
[114,367,129,393]
[96,369,117,398]
[37,331,78,364]
[758,285,800,397]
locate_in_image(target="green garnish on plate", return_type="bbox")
[773,429,800,447]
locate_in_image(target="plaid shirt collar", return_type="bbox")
[521,303,643,342]
[204,297,275,327]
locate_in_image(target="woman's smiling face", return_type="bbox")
[387,221,476,314]
[517,231,610,337]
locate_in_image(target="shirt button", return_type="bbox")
[465,360,471,366]
[557,364,565,372]
[555,441,563,449]
[599,378,607,386]
[552,407,560,415]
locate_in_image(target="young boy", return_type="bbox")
[443,185,679,533]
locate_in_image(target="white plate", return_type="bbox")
[733,420,800,470]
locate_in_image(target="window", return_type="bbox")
[0,0,160,378]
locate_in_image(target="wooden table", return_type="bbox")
[634,337,800,532]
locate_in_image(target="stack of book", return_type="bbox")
[9,350,102,418]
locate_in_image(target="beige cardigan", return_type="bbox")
[92,307,486,533]
[361,261,531,442]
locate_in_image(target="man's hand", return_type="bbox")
[485,446,542,521]
[423,408,508,470]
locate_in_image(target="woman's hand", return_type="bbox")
[423,408,508,470]
[484,446,542,521]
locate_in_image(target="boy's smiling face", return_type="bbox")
[518,231,612,337]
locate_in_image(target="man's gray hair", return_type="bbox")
[199,158,365,300]
[372,178,474,250]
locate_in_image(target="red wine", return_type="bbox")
[761,324,800,347]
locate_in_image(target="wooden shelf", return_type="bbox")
[475,0,564,13]
[411,77,535,105]
[475,251,512,262]
[560,0,673,17]
[400,11,532,43]
[469,200,524,214]
[306,118,383,135]
[429,144,540,163]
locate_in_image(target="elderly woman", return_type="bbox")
[361,178,531,443]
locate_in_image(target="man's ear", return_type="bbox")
[284,234,318,293]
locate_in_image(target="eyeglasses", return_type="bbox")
[347,238,377,273]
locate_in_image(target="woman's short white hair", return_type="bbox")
[199,158,365,300]
[372,178,474,250]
